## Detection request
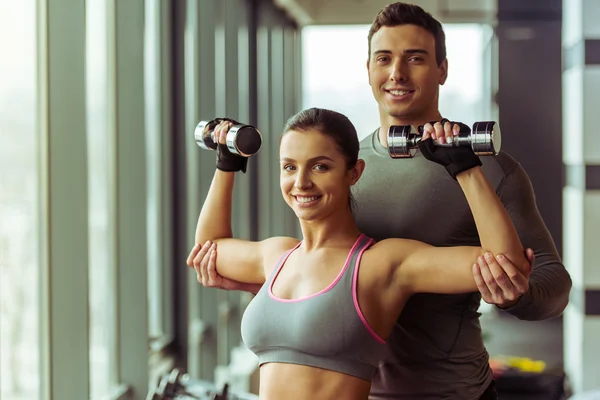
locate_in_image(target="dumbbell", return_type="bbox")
[387,121,501,159]
[194,118,262,157]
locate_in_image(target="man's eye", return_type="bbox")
[283,165,295,171]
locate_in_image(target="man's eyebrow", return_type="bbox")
[372,49,429,56]
[280,156,335,163]
[405,49,429,55]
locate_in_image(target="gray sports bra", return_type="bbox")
[240,233,388,381]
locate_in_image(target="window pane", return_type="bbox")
[145,0,173,344]
[86,0,117,397]
[301,24,492,138]
[0,0,41,399]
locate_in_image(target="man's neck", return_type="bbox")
[378,111,443,148]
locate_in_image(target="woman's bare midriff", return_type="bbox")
[258,362,371,400]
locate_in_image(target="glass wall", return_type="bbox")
[0,1,41,399]
[301,24,494,139]
[86,0,118,397]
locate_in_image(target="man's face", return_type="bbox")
[367,24,447,123]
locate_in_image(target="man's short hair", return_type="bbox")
[368,2,447,66]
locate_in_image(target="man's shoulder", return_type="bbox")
[359,130,378,155]
[481,151,534,194]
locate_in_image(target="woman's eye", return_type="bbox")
[314,164,328,171]
[283,164,295,171]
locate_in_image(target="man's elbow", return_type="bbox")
[534,274,572,320]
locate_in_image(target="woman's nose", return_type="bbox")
[294,171,312,189]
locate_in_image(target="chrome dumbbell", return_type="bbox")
[194,118,262,157]
[387,121,501,159]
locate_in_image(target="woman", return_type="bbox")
[186,108,528,400]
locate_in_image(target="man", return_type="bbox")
[191,2,571,399]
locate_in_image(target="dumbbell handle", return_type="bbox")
[388,121,501,159]
[404,131,484,149]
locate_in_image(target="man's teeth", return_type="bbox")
[296,196,319,203]
[389,90,411,96]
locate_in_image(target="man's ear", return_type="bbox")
[438,58,448,85]
[366,59,372,86]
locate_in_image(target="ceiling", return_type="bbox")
[273,0,498,26]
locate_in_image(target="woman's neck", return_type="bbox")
[297,208,362,251]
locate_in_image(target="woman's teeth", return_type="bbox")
[295,196,320,203]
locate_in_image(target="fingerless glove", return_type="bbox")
[214,118,248,173]
[417,120,481,179]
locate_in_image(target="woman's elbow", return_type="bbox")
[505,252,530,275]
[195,230,233,244]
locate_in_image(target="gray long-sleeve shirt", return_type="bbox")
[353,131,572,399]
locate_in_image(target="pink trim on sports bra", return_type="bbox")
[352,238,387,344]
[268,233,366,303]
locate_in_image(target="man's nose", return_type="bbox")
[389,60,407,82]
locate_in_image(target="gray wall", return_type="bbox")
[496,0,563,255]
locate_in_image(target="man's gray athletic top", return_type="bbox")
[354,130,572,399]
[240,233,389,381]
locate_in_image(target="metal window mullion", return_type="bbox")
[184,0,203,379]
[223,0,244,362]
[113,0,150,397]
[213,0,231,369]
[197,0,220,381]
[269,24,287,237]
[282,26,299,237]
[145,0,163,343]
[159,0,175,344]
[37,0,90,399]
[256,21,272,240]
[236,0,256,314]
[105,0,121,389]
[293,29,304,240]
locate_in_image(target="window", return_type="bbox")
[0,0,41,399]
[86,0,119,398]
[301,24,493,139]
[145,0,175,350]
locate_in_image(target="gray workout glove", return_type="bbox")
[417,120,482,179]
[214,118,248,173]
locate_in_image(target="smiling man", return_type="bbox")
[351,2,571,399]
[191,2,571,399]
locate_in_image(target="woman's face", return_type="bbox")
[279,129,362,221]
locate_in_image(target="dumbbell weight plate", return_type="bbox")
[226,125,263,157]
[472,121,501,155]
[387,125,415,159]
[194,120,219,151]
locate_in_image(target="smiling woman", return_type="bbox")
[186,106,529,400]
[280,108,362,215]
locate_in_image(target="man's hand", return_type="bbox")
[473,248,535,308]
[186,240,262,295]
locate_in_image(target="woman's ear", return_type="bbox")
[350,159,366,185]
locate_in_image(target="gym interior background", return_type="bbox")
[0,0,598,399]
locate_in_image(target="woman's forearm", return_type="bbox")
[194,170,236,244]
[456,167,527,270]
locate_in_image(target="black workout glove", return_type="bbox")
[417,120,482,179]
[215,118,248,173]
